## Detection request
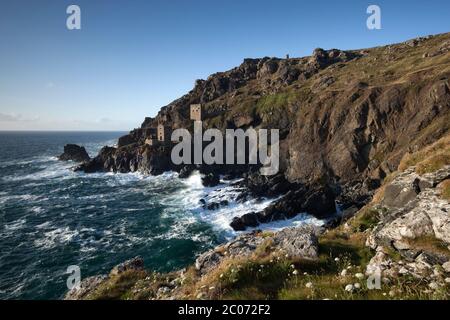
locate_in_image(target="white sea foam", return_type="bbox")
[33,227,80,249]
[4,218,27,231]
[30,206,44,214]
[0,156,56,169]
[13,158,324,253]
[0,194,40,205]
[2,161,74,182]
[35,221,51,229]
[154,171,324,237]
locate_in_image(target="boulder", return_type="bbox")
[201,173,220,187]
[370,168,450,247]
[230,213,259,231]
[75,146,116,173]
[178,166,194,179]
[366,166,450,280]
[58,144,90,163]
[443,261,450,273]
[272,226,319,259]
[195,226,319,274]
[257,59,279,78]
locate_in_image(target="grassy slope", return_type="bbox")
[204,33,450,132]
[84,132,450,300]
[83,35,450,300]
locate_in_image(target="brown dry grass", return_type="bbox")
[439,179,450,201]
[398,134,450,172]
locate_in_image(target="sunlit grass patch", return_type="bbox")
[440,179,450,201]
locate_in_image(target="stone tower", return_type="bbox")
[190,104,202,121]
[157,124,172,142]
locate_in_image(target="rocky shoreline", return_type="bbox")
[65,162,450,300]
[62,32,450,300]
[62,33,449,231]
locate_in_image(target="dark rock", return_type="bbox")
[206,202,220,210]
[201,173,220,187]
[230,212,259,231]
[383,178,420,208]
[203,199,229,211]
[230,216,246,231]
[75,146,116,173]
[117,134,137,148]
[59,144,90,163]
[257,59,279,78]
[179,165,194,179]
[232,184,336,230]
[238,172,295,199]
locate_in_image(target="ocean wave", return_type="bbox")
[151,171,319,235]
[2,162,74,182]
[0,194,41,205]
[4,219,27,231]
[2,150,326,299]
[33,227,80,250]
[0,156,57,169]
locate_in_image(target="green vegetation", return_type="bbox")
[86,270,149,300]
[82,228,449,300]
[348,207,381,232]
[255,90,297,113]
[181,230,378,300]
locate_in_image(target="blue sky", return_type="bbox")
[0,0,449,131]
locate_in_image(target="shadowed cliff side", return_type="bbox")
[74,32,450,227]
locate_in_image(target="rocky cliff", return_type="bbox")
[74,33,450,229]
[65,133,450,300]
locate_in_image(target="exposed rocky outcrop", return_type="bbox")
[64,257,144,300]
[201,173,220,187]
[230,183,337,231]
[110,256,145,276]
[64,275,107,300]
[58,144,90,163]
[195,226,319,274]
[75,144,174,175]
[367,166,450,250]
[64,141,450,300]
[365,166,450,280]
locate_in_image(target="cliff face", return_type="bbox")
[77,33,450,225]
[66,134,450,301]
[65,33,450,301]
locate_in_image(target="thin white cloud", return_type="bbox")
[97,117,112,123]
[0,113,40,122]
[46,82,55,89]
[0,113,22,122]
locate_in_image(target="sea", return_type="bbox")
[0,131,323,299]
